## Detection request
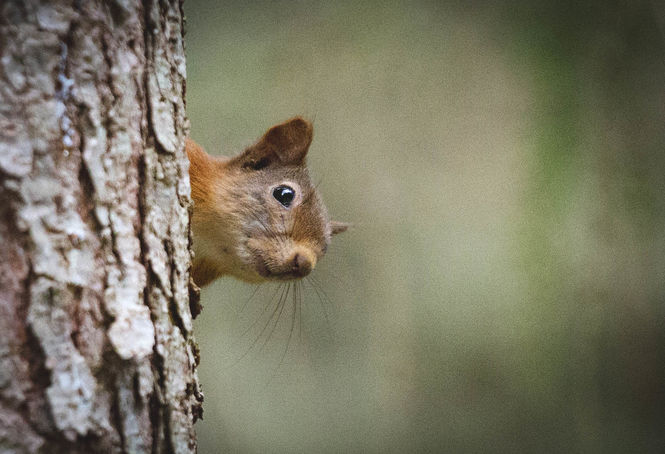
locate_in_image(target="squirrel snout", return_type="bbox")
[291,252,313,278]
[257,248,317,280]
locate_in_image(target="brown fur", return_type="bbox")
[187,117,347,287]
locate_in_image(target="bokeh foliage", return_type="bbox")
[185,1,665,452]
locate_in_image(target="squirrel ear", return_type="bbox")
[262,117,313,165]
[330,221,349,235]
[234,117,313,170]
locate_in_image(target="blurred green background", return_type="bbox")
[185,1,665,452]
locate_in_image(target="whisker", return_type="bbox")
[305,277,334,340]
[308,275,335,318]
[298,281,303,343]
[309,275,338,313]
[237,283,282,340]
[229,267,344,374]
[260,282,290,352]
[233,283,287,364]
[279,281,298,365]
[306,277,328,321]
[267,281,301,382]
[240,283,263,313]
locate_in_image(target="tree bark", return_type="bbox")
[0,1,202,453]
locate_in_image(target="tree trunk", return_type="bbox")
[0,1,202,453]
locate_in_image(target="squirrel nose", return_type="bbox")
[291,252,313,277]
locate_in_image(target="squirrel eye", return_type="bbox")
[272,185,295,207]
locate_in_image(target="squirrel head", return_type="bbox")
[189,117,348,285]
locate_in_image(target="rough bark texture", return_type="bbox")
[0,1,202,453]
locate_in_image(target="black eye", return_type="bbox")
[272,185,295,207]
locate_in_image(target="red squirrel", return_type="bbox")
[187,117,347,287]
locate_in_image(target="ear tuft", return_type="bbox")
[241,156,270,170]
[232,117,314,170]
[330,221,350,235]
[263,117,313,165]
